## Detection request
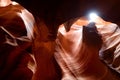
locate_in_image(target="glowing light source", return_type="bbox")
[89,12,98,22]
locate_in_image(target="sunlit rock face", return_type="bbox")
[32,16,120,80]
[54,16,120,80]
[0,1,36,80]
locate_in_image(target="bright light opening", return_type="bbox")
[89,12,98,22]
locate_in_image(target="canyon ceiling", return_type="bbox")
[16,0,120,26]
